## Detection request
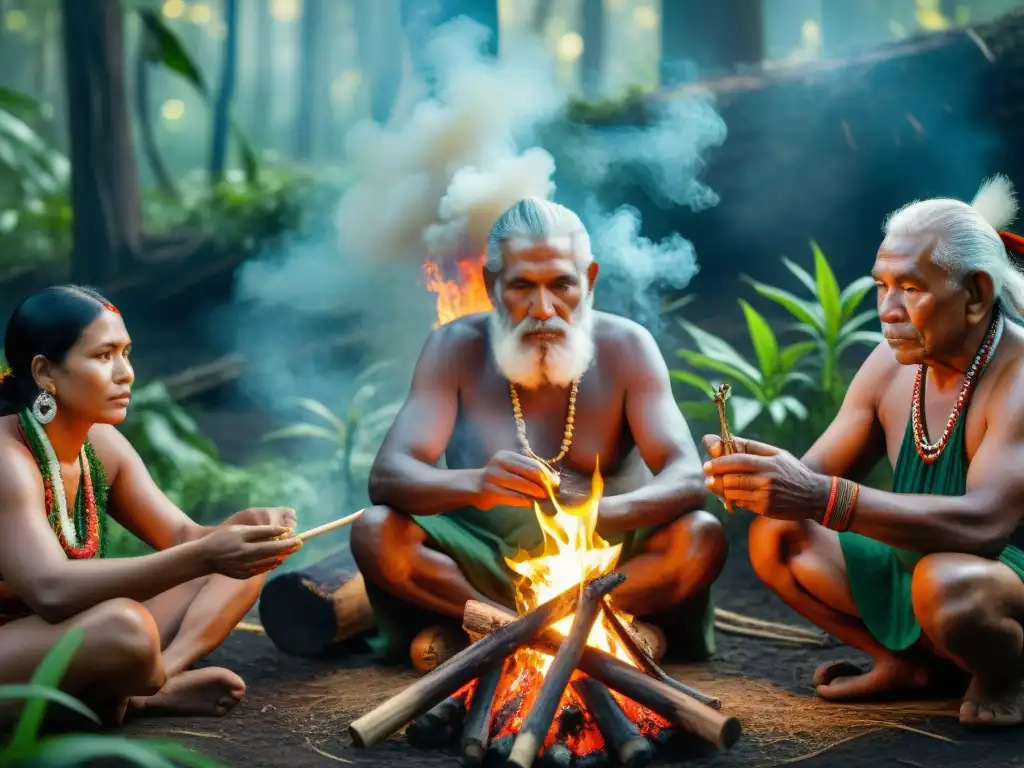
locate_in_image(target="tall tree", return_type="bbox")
[62,0,143,284]
[210,0,239,180]
[294,0,325,159]
[354,0,404,125]
[660,0,764,85]
[251,0,273,145]
[580,0,604,99]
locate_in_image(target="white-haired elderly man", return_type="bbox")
[704,175,1024,728]
[351,197,727,671]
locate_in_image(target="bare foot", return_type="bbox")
[959,674,1023,728]
[812,658,935,701]
[130,667,246,717]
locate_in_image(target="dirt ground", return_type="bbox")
[119,533,1024,768]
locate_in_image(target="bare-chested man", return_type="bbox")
[351,197,727,668]
[703,175,1024,727]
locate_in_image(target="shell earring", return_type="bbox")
[32,390,57,425]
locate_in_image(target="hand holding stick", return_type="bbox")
[710,384,736,513]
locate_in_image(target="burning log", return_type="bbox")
[461,664,503,766]
[599,600,722,709]
[258,555,374,657]
[348,573,620,749]
[405,693,467,749]
[507,572,626,768]
[572,678,652,768]
[462,601,741,751]
[538,743,573,767]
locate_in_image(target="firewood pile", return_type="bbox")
[346,573,740,767]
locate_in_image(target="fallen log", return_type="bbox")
[348,573,621,749]
[258,552,374,657]
[462,601,741,751]
[507,573,625,768]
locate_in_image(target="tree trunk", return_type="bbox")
[355,0,404,124]
[660,0,764,85]
[134,28,177,199]
[294,0,324,159]
[580,0,604,99]
[210,0,239,181]
[61,0,143,285]
[252,0,273,145]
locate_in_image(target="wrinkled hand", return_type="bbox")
[476,450,556,509]
[701,435,830,521]
[227,507,297,531]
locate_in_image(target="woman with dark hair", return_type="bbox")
[0,285,303,723]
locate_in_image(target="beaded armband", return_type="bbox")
[818,476,859,532]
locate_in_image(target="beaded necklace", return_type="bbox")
[911,307,1004,464]
[509,377,580,471]
[16,410,107,559]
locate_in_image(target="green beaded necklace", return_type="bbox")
[17,410,108,559]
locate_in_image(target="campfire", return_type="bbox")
[344,255,740,765]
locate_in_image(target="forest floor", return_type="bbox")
[118,526,1024,768]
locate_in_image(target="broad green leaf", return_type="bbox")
[0,684,99,725]
[729,395,763,433]
[767,399,789,426]
[295,398,345,431]
[10,629,85,750]
[779,341,817,373]
[660,293,695,315]
[781,256,818,296]
[260,423,340,443]
[837,330,885,354]
[840,275,876,320]
[812,241,843,342]
[782,371,816,388]
[0,87,48,118]
[776,395,809,420]
[676,351,765,402]
[669,369,715,395]
[738,299,780,378]
[7,734,180,767]
[678,321,763,382]
[678,400,718,423]
[743,279,825,333]
[139,10,209,96]
[840,308,880,336]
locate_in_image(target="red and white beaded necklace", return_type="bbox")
[910,306,1004,463]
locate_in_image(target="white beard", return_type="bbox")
[488,295,596,389]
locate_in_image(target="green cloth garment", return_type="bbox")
[839,400,1024,652]
[365,504,717,662]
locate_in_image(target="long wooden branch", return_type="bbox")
[572,677,653,768]
[463,601,741,751]
[507,573,625,768]
[599,600,722,709]
[348,573,620,749]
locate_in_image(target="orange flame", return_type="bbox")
[488,467,670,755]
[423,255,493,327]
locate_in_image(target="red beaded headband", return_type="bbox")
[102,301,120,315]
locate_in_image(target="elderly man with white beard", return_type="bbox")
[351,197,726,671]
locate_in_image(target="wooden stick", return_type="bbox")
[711,383,736,513]
[295,510,364,542]
[461,664,504,766]
[572,677,653,768]
[714,620,826,646]
[462,601,740,751]
[348,573,619,749]
[713,608,826,641]
[507,572,626,768]
[599,601,722,709]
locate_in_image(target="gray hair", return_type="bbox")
[484,197,593,274]
[882,174,1024,315]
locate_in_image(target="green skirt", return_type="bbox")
[839,532,1024,651]
[365,505,716,662]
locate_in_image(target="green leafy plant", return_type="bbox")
[113,381,318,535]
[262,361,402,509]
[672,300,815,432]
[743,241,882,402]
[0,627,223,766]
